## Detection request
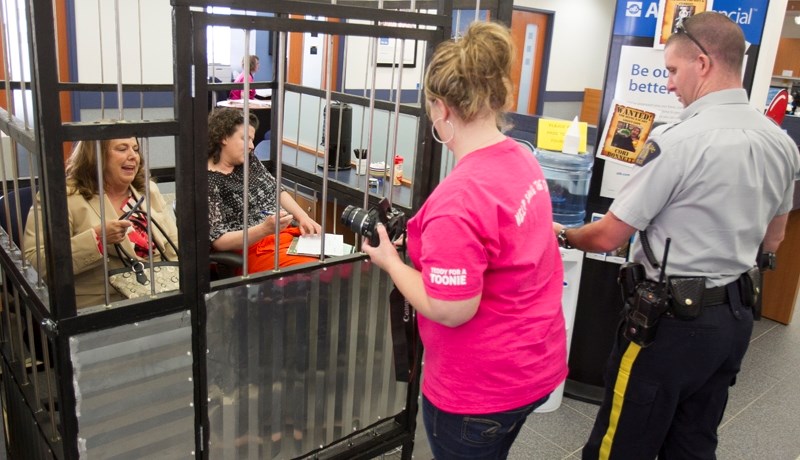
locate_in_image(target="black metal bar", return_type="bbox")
[284,83,420,116]
[56,82,174,92]
[279,165,412,216]
[0,80,32,91]
[0,349,65,458]
[206,81,275,91]
[59,120,181,141]
[0,240,51,334]
[496,0,513,25]
[410,0,451,212]
[51,294,188,336]
[175,0,453,27]
[27,10,82,460]
[209,251,369,293]
[28,0,78,323]
[177,8,212,458]
[202,14,444,42]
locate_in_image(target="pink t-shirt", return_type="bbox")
[407,137,567,414]
[229,73,255,101]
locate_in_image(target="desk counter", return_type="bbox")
[257,141,412,210]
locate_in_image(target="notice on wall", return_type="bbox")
[537,118,589,153]
[654,0,715,49]
[614,45,682,124]
[598,100,656,165]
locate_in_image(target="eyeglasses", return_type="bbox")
[674,21,711,61]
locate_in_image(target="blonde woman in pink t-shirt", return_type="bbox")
[363,21,567,460]
[229,55,259,101]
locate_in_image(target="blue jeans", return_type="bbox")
[422,393,550,459]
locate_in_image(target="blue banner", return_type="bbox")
[613,0,768,44]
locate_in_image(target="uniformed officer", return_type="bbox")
[554,12,800,459]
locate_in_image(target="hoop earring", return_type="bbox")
[431,118,455,144]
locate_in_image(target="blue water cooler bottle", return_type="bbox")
[534,149,594,227]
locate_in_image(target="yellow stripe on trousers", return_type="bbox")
[599,342,642,460]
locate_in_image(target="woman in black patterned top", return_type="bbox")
[207,108,321,272]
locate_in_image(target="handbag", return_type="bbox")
[107,212,180,299]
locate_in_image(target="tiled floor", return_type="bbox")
[411,303,800,460]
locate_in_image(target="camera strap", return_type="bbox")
[389,287,416,383]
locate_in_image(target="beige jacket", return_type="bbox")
[23,182,179,310]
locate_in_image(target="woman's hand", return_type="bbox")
[95,220,133,244]
[362,224,402,271]
[295,215,322,235]
[260,211,293,235]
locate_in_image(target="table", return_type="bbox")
[217,99,272,142]
[255,141,412,210]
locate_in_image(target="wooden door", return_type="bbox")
[510,9,550,115]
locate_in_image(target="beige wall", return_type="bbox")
[514,0,615,93]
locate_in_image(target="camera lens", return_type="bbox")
[341,205,371,235]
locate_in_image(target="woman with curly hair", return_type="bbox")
[207,108,321,273]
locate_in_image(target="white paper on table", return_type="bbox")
[295,233,346,256]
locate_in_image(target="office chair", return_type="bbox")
[0,186,33,249]
[172,199,243,280]
[210,251,244,280]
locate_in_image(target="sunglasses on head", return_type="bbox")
[674,21,711,60]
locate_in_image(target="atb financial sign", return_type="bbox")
[614,0,768,44]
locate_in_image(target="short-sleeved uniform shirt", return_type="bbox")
[611,89,800,286]
[407,137,567,414]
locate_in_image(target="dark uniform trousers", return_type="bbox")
[583,281,753,460]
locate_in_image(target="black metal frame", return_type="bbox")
[0,0,513,458]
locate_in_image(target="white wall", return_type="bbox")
[780,12,800,38]
[343,26,427,91]
[229,29,257,81]
[750,0,789,112]
[515,0,616,92]
[75,0,173,84]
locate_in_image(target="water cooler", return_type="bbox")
[534,149,594,228]
[535,247,584,413]
[531,146,591,412]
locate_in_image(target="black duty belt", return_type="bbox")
[703,285,729,307]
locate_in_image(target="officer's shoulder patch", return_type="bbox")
[635,140,661,166]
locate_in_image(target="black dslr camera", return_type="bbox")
[341,197,406,246]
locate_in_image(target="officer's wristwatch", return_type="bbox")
[759,252,777,271]
[557,228,573,249]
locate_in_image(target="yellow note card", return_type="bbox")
[537,119,589,153]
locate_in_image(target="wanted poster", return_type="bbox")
[654,0,714,49]
[598,100,656,165]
